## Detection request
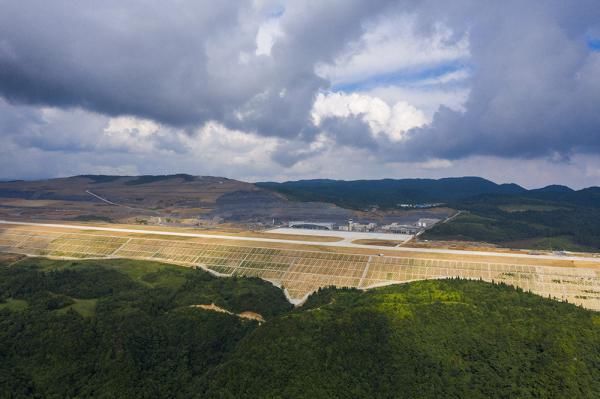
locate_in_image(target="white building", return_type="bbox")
[416,218,441,228]
[347,220,377,232]
[381,223,420,234]
[288,221,336,230]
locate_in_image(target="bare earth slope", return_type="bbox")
[0,174,255,209]
[1,221,599,310]
[0,175,449,225]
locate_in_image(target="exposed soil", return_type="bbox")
[352,239,402,247]
[191,303,265,323]
[0,176,455,228]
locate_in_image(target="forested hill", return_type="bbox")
[256,177,599,210]
[257,177,526,209]
[203,281,600,398]
[1,256,599,398]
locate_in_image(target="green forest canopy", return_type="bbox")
[1,256,599,398]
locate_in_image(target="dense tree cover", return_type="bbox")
[424,196,600,251]
[257,177,525,209]
[258,178,600,211]
[0,258,291,398]
[259,178,600,250]
[1,257,599,398]
[201,281,600,398]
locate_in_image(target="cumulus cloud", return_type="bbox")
[0,0,403,140]
[365,86,469,118]
[390,1,600,161]
[313,92,427,141]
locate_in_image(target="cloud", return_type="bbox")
[310,1,600,162]
[312,92,427,142]
[390,2,600,161]
[412,69,470,87]
[316,13,470,89]
[414,159,453,170]
[319,115,377,149]
[2,98,600,188]
[0,99,106,152]
[255,17,284,56]
[0,0,399,141]
[364,86,469,118]
[1,0,600,188]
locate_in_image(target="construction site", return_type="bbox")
[1,220,599,310]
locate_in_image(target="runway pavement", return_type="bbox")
[1,219,599,263]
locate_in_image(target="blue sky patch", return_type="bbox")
[332,62,470,92]
[587,38,600,51]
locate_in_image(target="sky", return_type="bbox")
[1,0,600,188]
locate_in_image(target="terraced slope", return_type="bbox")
[1,224,599,309]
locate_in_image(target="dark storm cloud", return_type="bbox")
[0,0,395,140]
[386,0,600,161]
[0,99,107,152]
[0,1,240,125]
[320,115,377,150]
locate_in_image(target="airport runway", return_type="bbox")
[1,219,599,263]
[267,227,413,244]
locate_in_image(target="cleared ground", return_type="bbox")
[268,227,413,244]
[3,220,599,262]
[1,221,599,310]
[351,239,405,247]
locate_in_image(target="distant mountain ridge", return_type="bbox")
[529,184,574,194]
[1,174,597,211]
[256,177,598,209]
